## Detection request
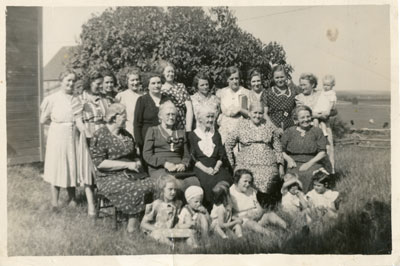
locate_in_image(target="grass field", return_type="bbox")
[7,145,391,255]
[336,101,390,129]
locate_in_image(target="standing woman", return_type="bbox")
[190,72,220,126]
[134,72,162,155]
[101,69,118,107]
[216,66,250,144]
[247,69,264,105]
[116,67,144,137]
[80,70,108,216]
[261,65,298,130]
[81,70,107,138]
[159,62,193,132]
[40,70,85,210]
[295,73,320,110]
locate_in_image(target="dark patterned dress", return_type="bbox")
[281,126,327,192]
[188,129,232,210]
[90,126,155,215]
[261,86,298,130]
[161,83,191,130]
[225,118,284,194]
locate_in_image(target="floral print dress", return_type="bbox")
[261,86,298,130]
[161,83,191,130]
[90,126,155,215]
[225,118,284,194]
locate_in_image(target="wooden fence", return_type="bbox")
[335,137,390,149]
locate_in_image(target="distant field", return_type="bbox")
[336,101,390,129]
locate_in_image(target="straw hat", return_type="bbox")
[281,174,303,194]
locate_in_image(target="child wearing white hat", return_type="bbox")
[281,173,311,224]
[177,186,211,239]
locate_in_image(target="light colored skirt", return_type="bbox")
[43,122,78,188]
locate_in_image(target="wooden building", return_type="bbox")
[6,7,43,164]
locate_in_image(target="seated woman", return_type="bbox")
[89,103,155,233]
[225,102,284,207]
[188,105,232,211]
[281,105,327,192]
[143,101,200,191]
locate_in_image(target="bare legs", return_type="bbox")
[84,184,95,215]
[51,185,60,207]
[127,216,140,233]
[51,186,77,208]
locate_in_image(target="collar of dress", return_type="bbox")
[272,86,291,98]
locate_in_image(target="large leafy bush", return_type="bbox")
[67,7,293,91]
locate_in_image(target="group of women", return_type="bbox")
[40,62,334,233]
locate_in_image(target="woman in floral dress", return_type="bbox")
[90,103,155,233]
[159,61,193,132]
[225,102,284,207]
[261,65,298,130]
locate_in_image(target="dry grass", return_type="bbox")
[7,146,391,255]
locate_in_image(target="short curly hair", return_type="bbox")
[192,72,212,92]
[104,103,126,124]
[224,66,241,83]
[101,69,117,85]
[292,105,313,122]
[233,169,254,185]
[247,68,262,88]
[117,66,141,90]
[58,69,76,82]
[299,72,318,89]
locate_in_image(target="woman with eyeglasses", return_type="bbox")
[143,101,200,191]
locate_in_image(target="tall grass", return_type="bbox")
[7,146,391,255]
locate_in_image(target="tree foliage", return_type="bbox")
[67,6,293,91]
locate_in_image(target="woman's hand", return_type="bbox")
[204,167,215,175]
[279,165,285,178]
[175,163,186,172]
[286,157,297,168]
[164,162,177,172]
[299,162,313,172]
[127,162,140,172]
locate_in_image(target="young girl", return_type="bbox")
[306,168,339,219]
[229,169,287,236]
[177,186,210,240]
[280,173,311,224]
[210,181,243,239]
[140,174,197,247]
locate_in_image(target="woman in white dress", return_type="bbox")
[40,70,85,210]
[115,67,144,137]
[216,66,250,144]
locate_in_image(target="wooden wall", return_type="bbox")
[6,7,43,164]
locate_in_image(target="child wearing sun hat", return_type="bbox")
[281,173,310,222]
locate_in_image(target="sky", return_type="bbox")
[43,5,391,92]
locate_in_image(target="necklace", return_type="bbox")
[158,125,183,152]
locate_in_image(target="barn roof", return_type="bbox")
[43,46,77,81]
